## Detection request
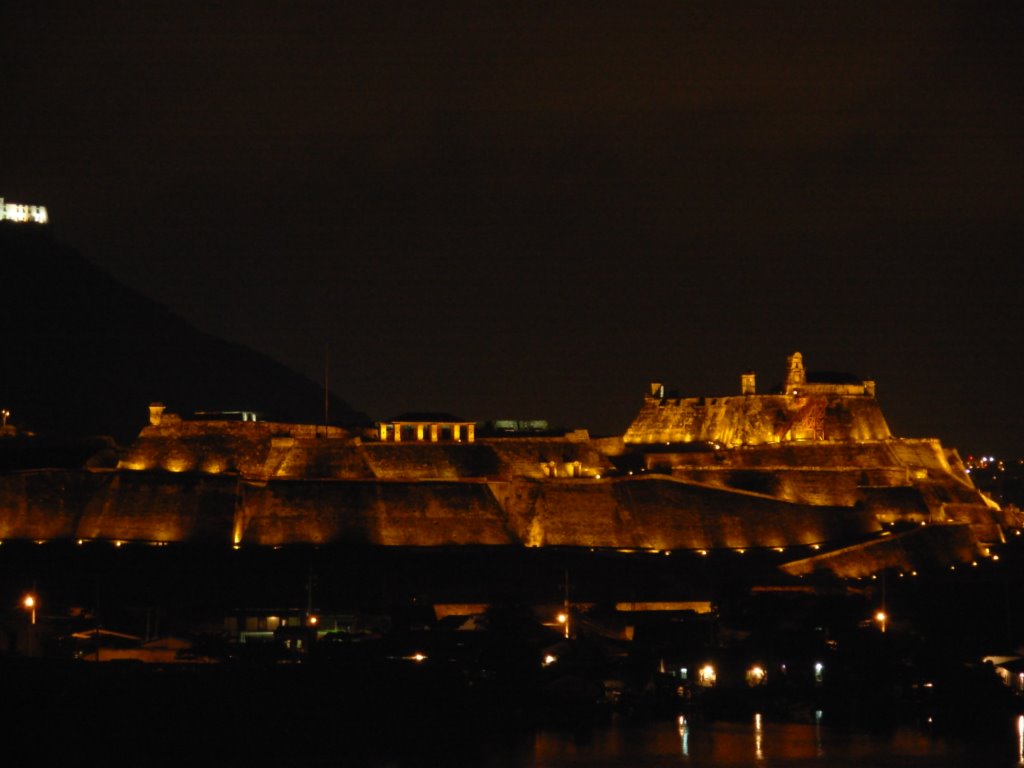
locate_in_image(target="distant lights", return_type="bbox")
[0,197,49,224]
[698,664,717,687]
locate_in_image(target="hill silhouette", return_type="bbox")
[1,223,366,443]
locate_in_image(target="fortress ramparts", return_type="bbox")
[0,353,1014,576]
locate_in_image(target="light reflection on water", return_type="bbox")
[508,715,1016,768]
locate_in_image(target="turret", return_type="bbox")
[785,352,806,394]
[741,371,756,395]
[148,402,166,426]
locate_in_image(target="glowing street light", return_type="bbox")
[556,611,569,639]
[875,610,887,633]
[23,594,36,625]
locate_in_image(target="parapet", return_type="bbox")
[625,352,890,446]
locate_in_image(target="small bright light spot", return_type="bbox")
[773,547,784,553]
[993,555,1001,561]
[746,665,767,686]
[114,540,124,548]
[411,652,427,662]
[811,544,820,550]
[698,664,716,687]
[698,549,708,556]
[556,612,567,624]
[23,595,35,609]
[736,548,746,554]
[307,615,319,626]
[875,611,887,623]
[543,654,557,666]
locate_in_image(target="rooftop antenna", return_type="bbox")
[323,344,330,433]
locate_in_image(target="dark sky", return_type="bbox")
[2,2,1022,456]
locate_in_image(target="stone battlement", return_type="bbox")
[625,352,889,446]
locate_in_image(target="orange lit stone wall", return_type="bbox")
[623,393,892,446]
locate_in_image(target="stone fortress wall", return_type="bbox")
[0,353,1015,576]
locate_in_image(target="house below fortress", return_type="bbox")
[0,353,1017,577]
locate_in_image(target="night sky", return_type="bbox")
[2,2,1022,456]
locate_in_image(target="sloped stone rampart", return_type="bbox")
[624,394,891,446]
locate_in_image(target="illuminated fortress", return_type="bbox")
[0,353,1015,576]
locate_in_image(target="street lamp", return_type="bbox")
[23,594,36,625]
[875,610,887,633]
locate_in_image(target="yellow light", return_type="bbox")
[875,611,886,622]
[307,615,319,626]
[411,652,427,662]
[698,549,708,556]
[557,613,567,624]
[543,654,557,666]
[698,664,717,687]
[22,594,36,625]
[746,665,767,686]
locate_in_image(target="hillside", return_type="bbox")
[0,223,366,442]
